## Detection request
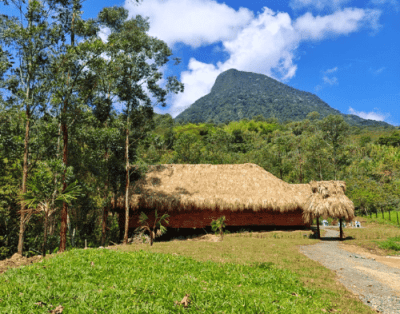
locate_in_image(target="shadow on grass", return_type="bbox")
[320,235,356,242]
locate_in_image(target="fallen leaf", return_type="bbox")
[291,293,299,297]
[91,261,94,267]
[175,294,191,308]
[50,305,64,313]
[322,309,327,312]
[34,301,46,307]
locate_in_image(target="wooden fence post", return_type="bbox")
[397,211,399,225]
[389,210,391,222]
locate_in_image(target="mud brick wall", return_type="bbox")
[118,208,309,236]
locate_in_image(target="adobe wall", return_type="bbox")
[117,208,309,237]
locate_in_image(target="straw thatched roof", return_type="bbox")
[116,163,304,212]
[301,181,355,224]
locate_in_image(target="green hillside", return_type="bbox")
[174,69,393,129]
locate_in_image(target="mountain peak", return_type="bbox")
[175,69,392,128]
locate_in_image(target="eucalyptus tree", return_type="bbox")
[44,0,122,252]
[0,0,63,255]
[96,6,184,244]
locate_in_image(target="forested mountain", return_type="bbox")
[174,69,393,128]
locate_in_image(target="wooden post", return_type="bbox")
[397,212,399,225]
[376,210,378,218]
[339,218,343,240]
[381,209,384,219]
[389,210,391,222]
[370,211,372,219]
[316,215,320,239]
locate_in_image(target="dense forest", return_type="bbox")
[174,68,393,129]
[1,1,399,260]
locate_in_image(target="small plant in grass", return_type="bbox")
[211,216,226,240]
[135,210,169,246]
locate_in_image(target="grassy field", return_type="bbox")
[337,215,400,256]
[0,219,399,313]
[361,210,400,228]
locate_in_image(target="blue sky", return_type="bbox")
[2,0,399,125]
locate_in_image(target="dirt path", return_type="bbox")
[298,228,400,314]
[338,242,400,270]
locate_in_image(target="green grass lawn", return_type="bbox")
[0,228,383,314]
[363,210,400,228]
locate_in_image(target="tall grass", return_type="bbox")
[0,247,335,313]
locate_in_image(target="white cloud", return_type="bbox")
[293,8,381,40]
[124,1,383,117]
[124,0,254,49]
[348,107,390,121]
[168,59,221,117]
[289,0,352,11]
[98,26,111,43]
[323,76,338,85]
[369,66,386,75]
[324,67,338,74]
[220,8,299,81]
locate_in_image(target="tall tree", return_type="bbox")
[318,115,350,180]
[97,7,184,244]
[47,0,109,252]
[0,0,60,255]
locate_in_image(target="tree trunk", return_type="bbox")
[43,205,49,257]
[319,160,323,180]
[150,231,154,246]
[339,218,343,240]
[101,145,110,247]
[59,120,69,252]
[381,209,384,219]
[17,111,30,255]
[50,122,61,237]
[101,205,109,247]
[59,5,76,253]
[397,211,399,225]
[123,116,130,245]
[316,216,320,239]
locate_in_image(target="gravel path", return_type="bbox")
[298,228,400,314]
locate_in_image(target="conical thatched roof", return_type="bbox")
[117,163,304,212]
[301,181,355,224]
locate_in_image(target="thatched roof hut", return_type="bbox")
[113,163,310,234]
[301,181,355,223]
[300,181,355,239]
[117,163,304,212]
